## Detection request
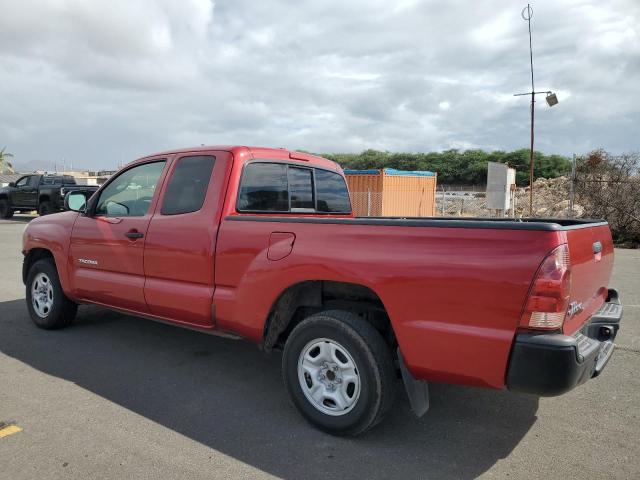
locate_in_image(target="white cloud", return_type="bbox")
[0,0,638,169]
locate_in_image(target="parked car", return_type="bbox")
[0,174,99,218]
[21,146,623,435]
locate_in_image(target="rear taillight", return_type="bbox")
[520,244,572,330]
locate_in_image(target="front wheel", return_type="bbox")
[26,258,77,329]
[282,310,396,436]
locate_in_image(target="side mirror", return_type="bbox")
[8,182,15,187]
[105,201,128,216]
[64,192,87,213]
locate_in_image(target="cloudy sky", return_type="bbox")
[1,0,638,170]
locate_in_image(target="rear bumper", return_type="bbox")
[506,289,623,396]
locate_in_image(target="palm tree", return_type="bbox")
[0,147,15,173]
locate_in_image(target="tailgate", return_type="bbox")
[563,224,615,335]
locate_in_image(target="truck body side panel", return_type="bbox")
[214,217,562,388]
[22,211,79,295]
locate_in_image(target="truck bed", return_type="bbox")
[215,214,613,389]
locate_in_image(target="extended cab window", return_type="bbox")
[289,167,314,210]
[95,161,166,217]
[161,155,215,215]
[315,169,351,213]
[238,163,289,212]
[237,162,352,214]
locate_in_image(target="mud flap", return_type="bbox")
[397,348,429,417]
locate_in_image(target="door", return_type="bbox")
[143,152,231,327]
[69,160,168,312]
[13,175,39,208]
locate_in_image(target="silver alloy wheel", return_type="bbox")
[31,273,54,318]
[297,338,361,416]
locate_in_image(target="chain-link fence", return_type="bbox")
[435,186,487,217]
[354,174,636,222]
[435,175,602,219]
[353,184,561,218]
[349,151,639,244]
[572,151,640,244]
[349,187,436,217]
[349,191,383,217]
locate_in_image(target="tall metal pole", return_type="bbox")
[568,153,576,218]
[529,96,535,216]
[515,5,558,217]
[524,4,535,216]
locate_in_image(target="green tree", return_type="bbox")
[323,148,571,186]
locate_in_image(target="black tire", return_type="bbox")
[38,201,52,216]
[26,258,77,329]
[282,310,396,436]
[0,199,13,219]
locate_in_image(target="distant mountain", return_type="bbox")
[9,159,87,173]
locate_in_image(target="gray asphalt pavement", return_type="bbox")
[1,215,639,479]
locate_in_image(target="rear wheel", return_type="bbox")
[282,310,396,436]
[38,201,52,216]
[26,258,77,329]
[0,199,13,219]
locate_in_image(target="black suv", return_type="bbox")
[0,174,99,218]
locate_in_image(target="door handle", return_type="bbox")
[125,231,144,239]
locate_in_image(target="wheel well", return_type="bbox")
[39,195,50,204]
[263,281,396,351]
[23,248,54,284]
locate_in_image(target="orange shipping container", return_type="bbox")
[344,168,437,217]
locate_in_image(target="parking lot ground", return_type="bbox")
[1,216,639,479]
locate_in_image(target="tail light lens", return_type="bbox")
[520,244,572,330]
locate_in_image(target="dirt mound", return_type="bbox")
[515,176,584,218]
[436,176,584,218]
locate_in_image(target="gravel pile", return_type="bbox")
[514,176,585,218]
[436,176,585,218]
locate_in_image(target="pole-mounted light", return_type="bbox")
[513,4,559,217]
[545,92,558,106]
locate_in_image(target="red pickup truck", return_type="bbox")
[22,145,623,435]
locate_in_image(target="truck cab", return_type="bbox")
[3,174,42,212]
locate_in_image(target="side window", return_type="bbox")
[315,169,352,213]
[238,163,288,212]
[28,176,40,187]
[15,177,29,187]
[95,161,166,217]
[161,155,215,215]
[289,167,314,210]
[41,177,60,185]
